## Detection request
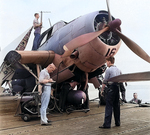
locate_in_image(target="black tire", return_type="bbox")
[21,114,31,122]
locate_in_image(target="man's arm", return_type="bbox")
[38,78,54,95]
[100,68,109,96]
[33,20,42,29]
[39,78,54,84]
[100,83,106,96]
[34,23,42,29]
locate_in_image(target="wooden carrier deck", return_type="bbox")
[0,96,150,135]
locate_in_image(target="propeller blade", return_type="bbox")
[106,0,112,22]
[115,29,150,63]
[62,27,109,57]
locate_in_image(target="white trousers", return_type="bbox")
[40,85,51,123]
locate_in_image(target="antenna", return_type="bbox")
[48,18,52,27]
[39,11,51,26]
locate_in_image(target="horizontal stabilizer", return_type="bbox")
[108,71,150,82]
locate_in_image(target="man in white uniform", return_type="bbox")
[39,63,56,125]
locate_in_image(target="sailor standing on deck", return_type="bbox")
[99,56,121,128]
[39,64,56,125]
[32,13,42,50]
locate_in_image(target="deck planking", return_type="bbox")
[0,96,150,135]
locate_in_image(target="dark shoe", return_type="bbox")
[99,125,110,129]
[115,124,120,127]
[47,120,52,123]
[122,99,127,103]
[41,120,51,126]
[41,123,51,126]
[84,109,90,113]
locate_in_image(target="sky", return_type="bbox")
[0,0,150,84]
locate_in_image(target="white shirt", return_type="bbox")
[39,68,51,85]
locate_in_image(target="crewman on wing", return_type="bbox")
[32,13,42,50]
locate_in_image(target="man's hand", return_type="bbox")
[101,90,104,97]
[100,84,106,97]
[48,78,54,83]
[41,78,55,84]
[38,90,42,95]
[39,22,42,26]
[38,85,42,95]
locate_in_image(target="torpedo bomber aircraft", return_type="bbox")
[0,0,150,119]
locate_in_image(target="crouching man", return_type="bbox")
[39,63,56,125]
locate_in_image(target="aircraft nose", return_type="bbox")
[76,36,121,72]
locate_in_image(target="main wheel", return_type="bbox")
[21,114,31,122]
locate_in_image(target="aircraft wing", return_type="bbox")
[0,50,76,85]
[108,71,150,83]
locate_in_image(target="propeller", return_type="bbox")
[115,29,150,63]
[106,0,112,22]
[62,27,109,58]
[106,0,150,63]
